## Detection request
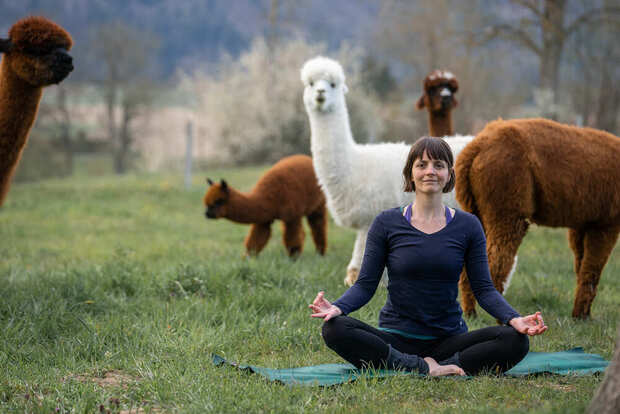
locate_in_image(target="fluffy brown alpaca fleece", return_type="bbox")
[416,69,459,137]
[203,154,327,257]
[0,16,73,205]
[456,118,620,319]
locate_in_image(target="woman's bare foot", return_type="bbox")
[423,357,465,377]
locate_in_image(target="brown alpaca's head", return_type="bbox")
[416,70,459,114]
[203,178,230,219]
[0,16,74,87]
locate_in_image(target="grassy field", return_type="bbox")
[1,166,618,413]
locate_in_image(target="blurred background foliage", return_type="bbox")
[2,0,618,181]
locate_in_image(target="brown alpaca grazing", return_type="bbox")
[455,118,620,319]
[0,16,73,205]
[203,154,327,257]
[416,69,459,137]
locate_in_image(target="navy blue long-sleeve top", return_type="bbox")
[333,207,520,338]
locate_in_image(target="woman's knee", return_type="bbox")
[502,326,529,358]
[321,316,348,346]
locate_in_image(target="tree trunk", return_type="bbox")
[114,100,133,174]
[540,0,566,117]
[106,82,118,172]
[595,64,620,134]
[588,325,620,414]
[594,0,620,134]
[56,86,73,175]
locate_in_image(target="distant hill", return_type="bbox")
[0,0,379,78]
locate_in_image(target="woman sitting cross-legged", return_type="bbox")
[309,136,547,377]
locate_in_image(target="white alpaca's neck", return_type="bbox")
[308,104,356,187]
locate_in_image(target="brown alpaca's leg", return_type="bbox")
[245,222,272,256]
[463,216,528,321]
[572,226,619,319]
[460,216,527,317]
[282,218,305,258]
[567,228,585,275]
[307,206,328,255]
[486,218,529,293]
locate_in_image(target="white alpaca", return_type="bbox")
[301,56,473,286]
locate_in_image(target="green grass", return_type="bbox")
[1,166,618,413]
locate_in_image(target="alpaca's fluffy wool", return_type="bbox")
[203,154,327,257]
[456,118,620,318]
[417,69,460,138]
[0,17,73,205]
[301,56,473,285]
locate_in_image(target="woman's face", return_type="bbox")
[411,150,451,194]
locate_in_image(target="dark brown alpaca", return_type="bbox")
[456,118,620,319]
[416,70,459,137]
[203,155,327,257]
[0,16,73,205]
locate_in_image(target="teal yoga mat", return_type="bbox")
[212,348,608,386]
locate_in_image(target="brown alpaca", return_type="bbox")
[0,16,73,205]
[455,118,620,319]
[416,69,459,137]
[203,155,327,257]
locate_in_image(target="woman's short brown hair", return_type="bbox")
[402,136,455,193]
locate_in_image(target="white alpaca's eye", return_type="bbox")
[330,82,335,88]
[310,81,314,86]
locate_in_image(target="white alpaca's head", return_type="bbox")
[301,56,348,114]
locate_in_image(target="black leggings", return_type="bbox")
[321,316,529,375]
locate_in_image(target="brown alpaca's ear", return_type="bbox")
[220,179,228,193]
[207,178,214,186]
[0,38,13,53]
[416,95,426,110]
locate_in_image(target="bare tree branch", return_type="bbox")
[565,7,620,36]
[509,0,544,19]
[483,23,542,56]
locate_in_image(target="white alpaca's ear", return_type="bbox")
[343,83,349,94]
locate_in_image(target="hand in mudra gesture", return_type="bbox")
[309,291,342,321]
[509,311,548,336]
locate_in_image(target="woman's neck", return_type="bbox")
[411,192,444,221]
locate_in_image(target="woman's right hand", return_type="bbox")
[309,291,342,321]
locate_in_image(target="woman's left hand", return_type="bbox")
[509,312,548,336]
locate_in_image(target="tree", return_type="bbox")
[374,0,527,136]
[588,324,620,414]
[90,21,159,174]
[479,0,620,109]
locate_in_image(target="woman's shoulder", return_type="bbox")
[378,206,405,220]
[370,207,404,227]
[453,209,485,234]
[454,209,479,223]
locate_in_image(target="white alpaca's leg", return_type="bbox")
[502,256,518,293]
[345,228,368,286]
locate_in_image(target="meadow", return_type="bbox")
[1,165,618,413]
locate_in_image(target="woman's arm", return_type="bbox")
[464,218,521,324]
[330,213,389,315]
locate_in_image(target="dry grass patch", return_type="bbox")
[65,370,139,389]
